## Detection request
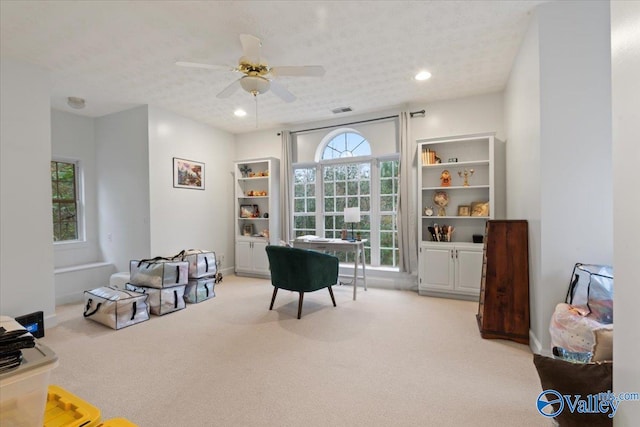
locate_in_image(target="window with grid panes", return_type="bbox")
[51,160,79,241]
[292,130,399,268]
[293,167,317,237]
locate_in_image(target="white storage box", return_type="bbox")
[175,249,217,279]
[84,286,150,329]
[109,272,130,288]
[184,277,216,304]
[129,258,188,288]
[0,316,58,427]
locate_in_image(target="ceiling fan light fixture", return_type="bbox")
[239,75,270,96]
[414,70,432,81]
[67,96,86,109]
[234,108,247,117]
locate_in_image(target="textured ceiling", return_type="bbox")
[1,1,547,134]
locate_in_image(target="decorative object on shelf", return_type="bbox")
[457,205,470,216]
[424,206,434,217]
[239,164,251,178]
[344,206,361,242]
[440,170,452,187]
[472,234,484,243]
[433,191,449,216]
[470,201,489,217]
[242,223,254,236]
[245,190,268,196]
[458,168,475,187]
[263,212,269,218]
[240,204,259,218]
[253,206,260,218]
[448,158,458,163]
[261,229,270,238]
[427,223,454,242]
[173,157,205,190]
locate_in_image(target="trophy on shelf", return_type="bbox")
[458,168,475,187]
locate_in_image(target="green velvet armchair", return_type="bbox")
[265,245,339,319]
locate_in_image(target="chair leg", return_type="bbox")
[297,291,304,319]
[269,287,278,310]
[328,286,336,307]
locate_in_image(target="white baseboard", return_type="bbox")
[529,329,552,357]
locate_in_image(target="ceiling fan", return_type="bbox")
[176,34,325,103]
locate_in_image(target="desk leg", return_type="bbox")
[360,243,367,291]
[352,246,359,301]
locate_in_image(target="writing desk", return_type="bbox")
[292,238,367,301]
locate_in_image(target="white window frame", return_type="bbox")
[52,157,85,245]
[292,131,400,269]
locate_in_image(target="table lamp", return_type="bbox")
[344,207,361,242]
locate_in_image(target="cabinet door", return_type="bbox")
[420,246,454,291]
[252,240,270,276]
[455,247,483,294]
[235,241,252,272]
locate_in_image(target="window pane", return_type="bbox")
[324,215,334,230]
[335,197,346,212]
[324,197,335,212]
[324,182,334,197]
[294,184,305,197]
[380,214,394,231]
[335,181,345,196]
[294,199,305,212]
[52,160,79,242]
[307,183,315,197]
[360,197,370,212]
[380,179,393,195]
[381,232,393,247]
[307,199,316,212]
[381,196,394,211]
[360,180,370,195]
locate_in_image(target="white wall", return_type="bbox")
[503,10,544,352]
[409,92,505,142]
[0,59,56,325]
[611,1,640,425]
[148,106,236,270]
[95,106,151,272]
[51,109,101,267]
[505,1,613,354]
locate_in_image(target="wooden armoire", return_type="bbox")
[476,220,530,344]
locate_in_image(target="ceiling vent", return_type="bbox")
[331,107,352,114]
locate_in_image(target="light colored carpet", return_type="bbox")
[41,275,549,426]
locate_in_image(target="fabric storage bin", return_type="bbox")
[174,249,217,279]
[129,258,188,288]
[184,277,216,303]
[125,283,186,316]
[83,286,150,330]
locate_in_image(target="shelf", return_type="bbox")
[238,217,268,221]
[422,216,490,220]
[422,160,489,168]
[238,196,269,199]
[238,176,268,181]
[422,185,489,191]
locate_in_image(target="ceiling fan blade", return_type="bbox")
[269,80,296,103]
[239,34,262,63]
[176,61,235,71]
[216,79,242,98]
[270,66,326,77]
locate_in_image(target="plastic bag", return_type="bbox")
[565,263,613,324]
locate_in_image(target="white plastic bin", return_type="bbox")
[0,316,58,427]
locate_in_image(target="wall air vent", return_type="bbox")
[331,107,353,114]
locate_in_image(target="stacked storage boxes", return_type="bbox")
[83,287,150,329]
[0,316,58,427]
[176,250,218,303]
[126,258,189,315]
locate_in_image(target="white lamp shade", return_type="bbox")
[344,207,361,223]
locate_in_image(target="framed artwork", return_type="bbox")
[242,223,254,236]
[457,205,470,216]
[240,204,259,218]
[470,201,490,217]
[173,157,205,190]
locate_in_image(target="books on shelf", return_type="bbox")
[421,148,437,165]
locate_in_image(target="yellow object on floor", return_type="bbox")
[44,384,101,427]
[97,418,139,427]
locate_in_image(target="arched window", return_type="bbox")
[294,127,399,268]
[320,130,371,161]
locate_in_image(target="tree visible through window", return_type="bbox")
[51,160,78,241]
[293,130,399,268]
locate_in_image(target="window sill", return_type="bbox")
[53,240,88,251]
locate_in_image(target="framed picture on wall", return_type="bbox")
[173,157,205,190]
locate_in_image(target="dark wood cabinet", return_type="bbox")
[476,220,530,344]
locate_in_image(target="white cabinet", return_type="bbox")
[236,240,270,277]
[416,133,504,300]
[234,158,279,278]
[419,243,483,299]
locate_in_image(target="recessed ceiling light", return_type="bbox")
[414,71,432,81]
[234,109,247,117]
